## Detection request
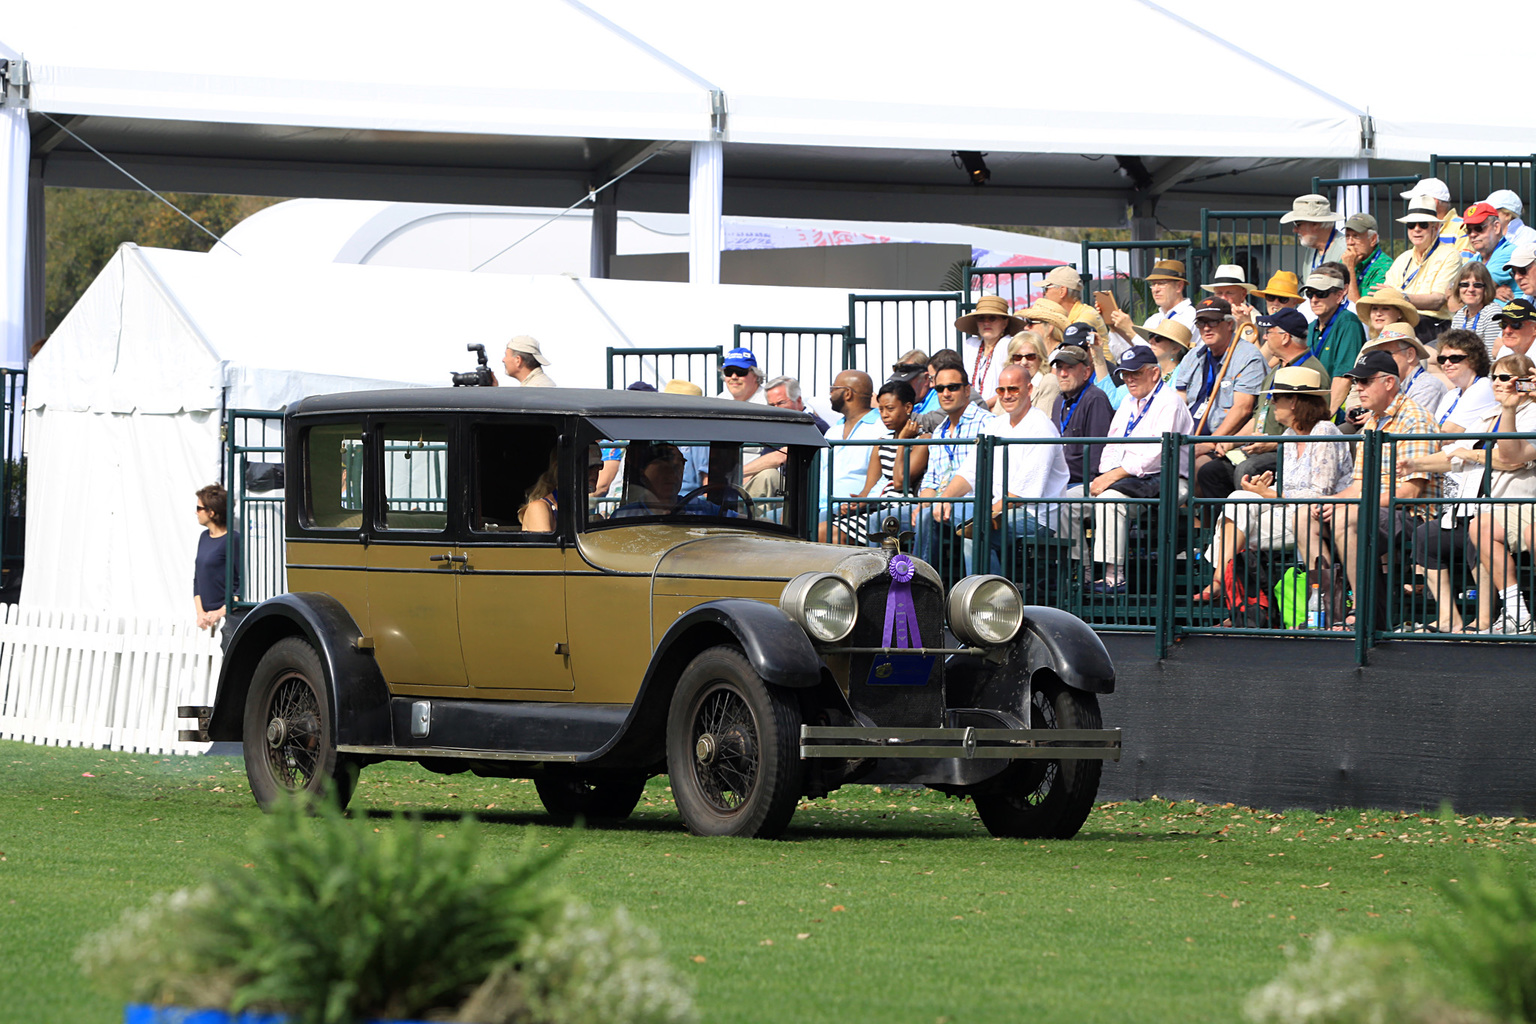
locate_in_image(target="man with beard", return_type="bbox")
[1281,194,1346,276]
[818,370,889,540]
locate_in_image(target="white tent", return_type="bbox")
[23,245,882,618]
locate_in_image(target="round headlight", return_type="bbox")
[780,572,857,643]
[947,575,1023,647]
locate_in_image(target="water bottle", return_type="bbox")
[1306,583,1326,630]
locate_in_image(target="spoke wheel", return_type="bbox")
[667,646,801,838]
[534,772,648,824]
[242,637,354,811]
[971,674,1101,839]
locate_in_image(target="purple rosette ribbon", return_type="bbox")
[881,553,922,649]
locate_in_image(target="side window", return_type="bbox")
[379,421,451,532]
[468,423,562,535]
[304,422,365,529]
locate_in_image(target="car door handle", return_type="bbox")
[428,553,467,564]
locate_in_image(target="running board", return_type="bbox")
[800,725,1122,761]
[337,744,580,763]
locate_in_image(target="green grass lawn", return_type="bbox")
[2,739,1531,1024]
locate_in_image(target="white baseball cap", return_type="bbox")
[1400,177,1451,203]
[1486,189,1524,216]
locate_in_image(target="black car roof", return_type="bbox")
[287,387,829,447]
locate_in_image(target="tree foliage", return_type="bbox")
[43,188,282,336]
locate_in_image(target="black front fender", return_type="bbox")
[207,593,393,747]
[945,605,1116,715]
[657,599,823,688]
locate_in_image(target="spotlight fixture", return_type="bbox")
[952,151,990,186]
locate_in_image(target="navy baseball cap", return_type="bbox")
[1062,322,1097,348]
[1111,345,1160,385]
[1255,307,1310,340]
[1342,350,1401,381]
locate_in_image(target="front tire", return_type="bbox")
[534,771,648,824]
[666,646,803,838]
[242,637,355,811]
[971,674,1101,839]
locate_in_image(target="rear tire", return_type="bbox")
[242,637,355,811]
[971,674,1101,839]
[666,646,803,838]
[534,772,647,824]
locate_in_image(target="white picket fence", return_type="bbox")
[0,604,224,756]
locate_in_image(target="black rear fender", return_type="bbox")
[207,593,393,746]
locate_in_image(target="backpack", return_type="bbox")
[1219,552,1276,628]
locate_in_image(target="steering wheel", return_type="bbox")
[670,483,756,520]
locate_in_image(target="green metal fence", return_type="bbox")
[607,345,724,396]
[1080,239,1193,326]
[1193,210,1292,297]
[224,409,286,610]
[1430,155,1536,213]
[1311,174,1422,260]
[963,265,1064,315]
[847,293,960,378]
[732,325,853,397]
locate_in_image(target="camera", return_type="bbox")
[1347,405,1368,422]
[451,343,496,387]
[1518,379,1536,394]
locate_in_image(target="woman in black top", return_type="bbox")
[193,484,238,636]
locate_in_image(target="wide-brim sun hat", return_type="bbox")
[1355,286,1421,327]
[1144,259,1188,284]
[1362,323,1430,362]
[1201,263,1256,294]
[1256,270,1303,301]
[1279,194,1342,224]
[1396,200,1443,225]
[955,294,1027,337]
[1133,319,1192,352]
[1263,366,1330,396]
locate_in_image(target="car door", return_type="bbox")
[365,416,468,692]
[455,419,574,693]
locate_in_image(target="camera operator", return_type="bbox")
[503,336,557,388]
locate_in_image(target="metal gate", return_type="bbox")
[224,410,286,610]
[732,326,852,397]
[1311,173,1423,258]
[962,265,1063,313]
[848,293,960,377]
[607,346,724,396]
[1193,210,1292,296]
[1430,155,1536,212]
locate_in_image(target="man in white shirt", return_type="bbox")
[939,364,1069,574]
[1064,346,1195,593]
[1106,259,1197,360]
[1494,300,1536,359]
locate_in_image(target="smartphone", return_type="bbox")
[1518,379,1536,394]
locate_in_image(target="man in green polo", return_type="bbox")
[1342,213,1390,303]
[1303,270,1366,415]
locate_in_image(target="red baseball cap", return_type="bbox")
[1463,202,1500,225]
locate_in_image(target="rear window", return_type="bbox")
[303,422,365,530]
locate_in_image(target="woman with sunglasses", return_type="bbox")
[193,484,241,647]
[1428,330,1498,433]
[1007,331,1059,418]
[1398,353,1536,633]
[1449,261,1505,359]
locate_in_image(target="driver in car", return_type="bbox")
[612,442,741,518]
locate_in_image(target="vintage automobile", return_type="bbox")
[184,387,1120,839]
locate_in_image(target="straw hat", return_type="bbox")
[1144,259,1188,284]
[1362,322,1430,361]
[1201,264,1257,294]
[1355,286,1421,327]
[1396,200,1442,225]
[955,294,1027,336]
[1017,299,1068,332]
[662,379,704,396]
[1263,366,1330,396]
[1279,194,1342,224]
[1255,270,1303,301]
[1133,318,1192,353]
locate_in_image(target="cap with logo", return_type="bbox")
[722,347,759,370]
[1111,345,1161,385]
[1255,307,1310,340]
[1342,349,1404,380]
[1062,322,1097,348]
[1494,299,1536,326]
[1193,296,1233,321]
[1463,202,1500,226]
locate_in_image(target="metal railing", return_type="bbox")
[224,410,286,610]
[1081,240,1193,326]
[732,325,853,398]
[1194,209,1294,295]
[1430,156,1536,213]
[848,293,960,376]
[607,345,723,396]
[963,265,1063,315]
[816,429,1536,662]
[1311,174,1422,260]
[0,369,25,592]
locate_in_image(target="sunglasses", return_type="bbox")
[1303,288,1340,299]
[196,504,208,512]
[1436,353,1467,365]
[1492,373,1527,382]
[721,366,753,378]
[1459,280,1486,288]
[932,382,969,394]
[995,385,1023,395]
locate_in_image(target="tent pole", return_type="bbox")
[24,156,42,355]
[689,141,722,285]
[1335,158,1370,218]
[589,186,617,279]
[1,75,29,368]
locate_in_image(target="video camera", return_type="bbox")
[451,343,496,387]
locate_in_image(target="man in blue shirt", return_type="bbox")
[818,369,889,540]
[1465,202,1527,301]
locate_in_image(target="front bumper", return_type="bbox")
[800,724,1122,761]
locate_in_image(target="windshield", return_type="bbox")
[586,439,798,532]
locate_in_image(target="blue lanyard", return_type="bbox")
[1438,386,1463,427]
[1310,227,1338,270]
[1466,307,1483,331]
[1311,308,1341,358]
[940,414,965,465]
[1403,238,1441,288]
[1122,381,1163,436]
[1060,376,1093,430]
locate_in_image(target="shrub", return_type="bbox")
[1428,852,1536,1022]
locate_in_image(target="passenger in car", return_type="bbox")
[518,450,559,532]
[612,442,731,519]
